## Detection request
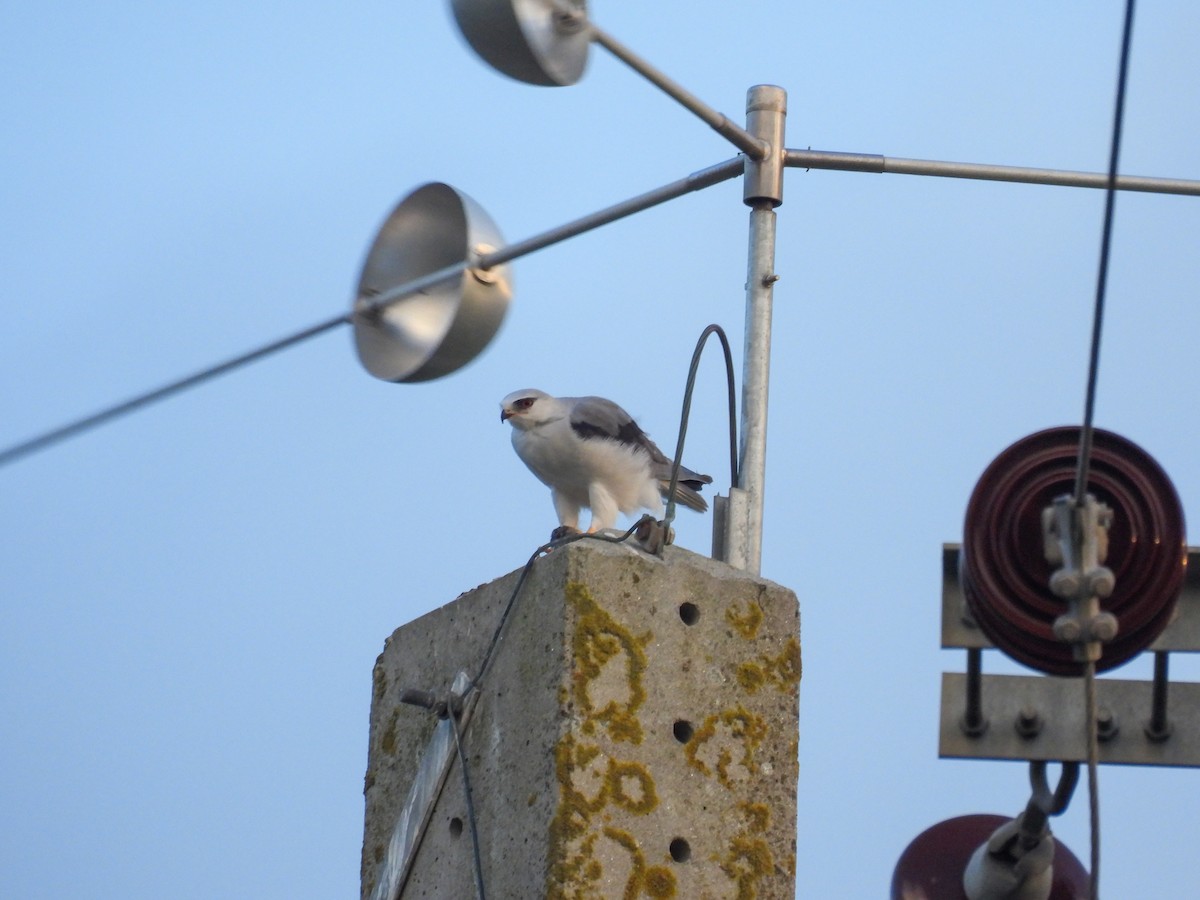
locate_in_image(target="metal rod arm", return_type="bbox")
[357,158,744,317]
[0,311,351,468]
[588,25,767,160]
[785,148,1200,196]
[480,156,744,268]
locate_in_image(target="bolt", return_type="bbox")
[1090,612,1119,642]
[1015,706,1043,740]
[960,712,989,738]
[1050,570,1082,600]
[469,243,500,285]
[1053,614,1082,643]
[1096,708,1119,743]
[1144,719,1174,744]
[552,6,586,34]
[1088,568,1116,599]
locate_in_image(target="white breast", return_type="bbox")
[512,419,660,514]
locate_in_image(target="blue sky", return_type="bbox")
[3,2,1199,897]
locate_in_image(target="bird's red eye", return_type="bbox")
[516,398,535,410]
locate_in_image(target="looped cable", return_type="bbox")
[663,323,739,531]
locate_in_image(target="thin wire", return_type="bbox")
[0,312,351,469]
[1074,0,1137,506]
[663,323,739,528]
[466,522,643,694]
[1073,5,1136,896]
[449,707,486,900]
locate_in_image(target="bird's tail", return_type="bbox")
[658,466,713,513]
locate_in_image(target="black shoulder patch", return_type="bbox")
[571,418,647,448]
[570,419,608,441]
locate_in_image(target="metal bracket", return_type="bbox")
[712,488,752,569]
[940,544,1200,768]
[939,671,1200,767]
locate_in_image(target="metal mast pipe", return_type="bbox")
[731,85,787,575]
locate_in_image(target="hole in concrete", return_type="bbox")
[449,817,463,838]
[669,837,691,863]
[678,602,700,625]
[673,720,694,743]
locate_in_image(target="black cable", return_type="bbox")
[663,323,739,527]
[0,312,351,469]
[466,521,644,694]
[1074,4,1137,897]
[1074,0,1137,506]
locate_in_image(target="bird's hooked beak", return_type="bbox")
[500,407,513,423]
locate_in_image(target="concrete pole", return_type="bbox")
[361,540,800,899]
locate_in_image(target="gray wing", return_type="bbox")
[568,396,713,510]
[566,396,664,461]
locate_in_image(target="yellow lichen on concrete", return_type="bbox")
[566,581,649,745]
[642,866,676,899]
[684,705,769,788]
[725,600,764,639]
[735,637,802,695]
[557,735,610,814]
[548,583,663,898]
[737,801,770,834]
[763,637,801,691]
[608,760,659,815]
[603,826,677,900]
[718,835,774,900]
[736,661,766,693]
[380,709,399,755]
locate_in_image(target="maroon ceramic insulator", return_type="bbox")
[961,427,1186,676]
[892,814,1088,899]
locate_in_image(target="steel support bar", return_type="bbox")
[940,672,1200,767]
[785,148,1200,196]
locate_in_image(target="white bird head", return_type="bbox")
[500,389,556,430]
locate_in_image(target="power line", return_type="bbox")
[1075,0,1136,507]
[1075,3,1138,898]
[0,312,350,469]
